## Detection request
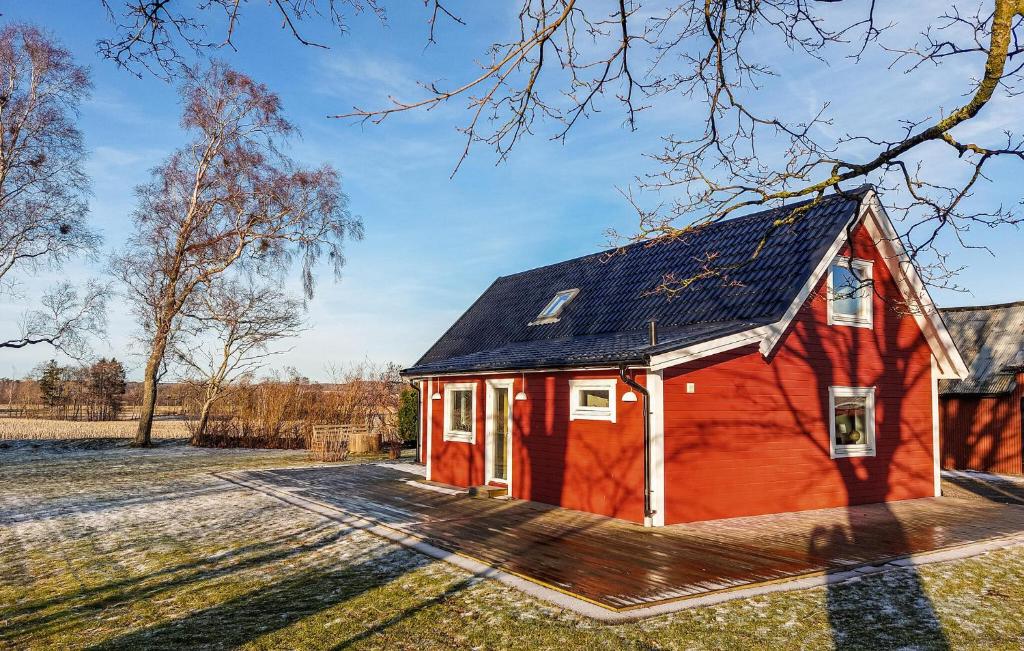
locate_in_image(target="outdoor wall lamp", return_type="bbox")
[514,372,528,401]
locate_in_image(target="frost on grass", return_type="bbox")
[0,442,438,649]
[4,441,1024,650]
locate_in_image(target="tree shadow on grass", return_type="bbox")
[1,523,357,645]
[811,514,949,651]
[331,576,478,649]
[0,482,241,526]
[87,547,450,650]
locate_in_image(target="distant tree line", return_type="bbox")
[33,358,127,421]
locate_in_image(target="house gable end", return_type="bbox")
[649,190,968,379]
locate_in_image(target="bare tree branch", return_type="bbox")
[334,1,1024,293]
[97,0,387,78]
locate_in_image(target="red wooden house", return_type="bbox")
[402,186,967,525]
[940,302,1024,475]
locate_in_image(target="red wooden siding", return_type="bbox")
[940,374,1024,475]
[425,371,647,522]
[662,224,936,523]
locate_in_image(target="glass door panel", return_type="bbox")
[492,388,509,481]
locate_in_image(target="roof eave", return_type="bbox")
[400,356,650,379]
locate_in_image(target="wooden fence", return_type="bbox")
[310,423,382,461]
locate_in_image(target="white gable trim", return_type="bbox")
[756,196,870,356]
[648,196,867,371]
[649,190,968,377]
[858,194,968,379]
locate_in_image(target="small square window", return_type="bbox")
[531,289,579,324]
[443,383,476,443]
[828,258,873,328]
[569,379,617,422]
[829,386,876,458]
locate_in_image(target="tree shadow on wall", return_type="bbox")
[783,290,949,650]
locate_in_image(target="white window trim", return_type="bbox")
[530,288,580,325]
[829,386,876,459]
[443,382,477,443]
[827,257,873,329]
[484,379,514,487]
[569,378,618,423]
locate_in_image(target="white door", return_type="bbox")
[485,380,513,485]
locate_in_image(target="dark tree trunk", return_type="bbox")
[133,344,165,447]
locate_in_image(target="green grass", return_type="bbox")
[2,440,1024,649]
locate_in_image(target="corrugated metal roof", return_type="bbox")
[939,301,1024,395]
[404,187,868,376]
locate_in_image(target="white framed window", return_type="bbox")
[443,382,477,443]
[530,288,579,325]
[827,257,873,328]
[569,379,617,422]
[829,386,876,458]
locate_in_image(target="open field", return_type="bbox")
[0,405,184,420]
[3,441,1024,649]
[0,418,189,440]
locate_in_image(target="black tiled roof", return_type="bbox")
[404,188,868,376]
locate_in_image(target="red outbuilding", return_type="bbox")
[402,186,968,525]
[940,302,1024,475]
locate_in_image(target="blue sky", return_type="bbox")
[1,3,1021,380]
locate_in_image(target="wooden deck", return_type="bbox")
[230,464,1024,610]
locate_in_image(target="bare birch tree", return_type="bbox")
[173,278,305,443]
[114,61,362,447]
[0,24,107,357]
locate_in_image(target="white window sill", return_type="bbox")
[570,410,614,422]
[832,446,876,459]
[829,313,873,329]
[443,431,474,444]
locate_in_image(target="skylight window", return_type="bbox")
[531,288,579,324]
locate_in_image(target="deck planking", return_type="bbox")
[234,465,1024,609]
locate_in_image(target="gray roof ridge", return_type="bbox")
[940,299,1024,313]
